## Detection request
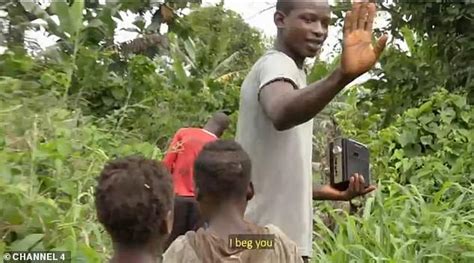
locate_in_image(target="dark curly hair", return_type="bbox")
[194,140,251,201]
[94,156,174,246]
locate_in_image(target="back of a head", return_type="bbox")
[194,140,251,202]
[95,156,174,247]
[206,112,230,136]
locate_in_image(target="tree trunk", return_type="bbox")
[6,1,27,53]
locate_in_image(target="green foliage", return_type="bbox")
[386,1,474,96]
[1,2,259,260]
[332,1,474,127]
[337,89,474,189]
[313,89,474,262]
[314,182,474,262]
[175,5,265,73]
[4,2,263,148]
[1,1,473,262]
[0,78,161,261]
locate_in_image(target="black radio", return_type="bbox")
[329,138,370,191]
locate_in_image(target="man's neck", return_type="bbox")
[274,37,305,69]
[111,244,161,263]
[207,203,250,239]
[201,127,217,138]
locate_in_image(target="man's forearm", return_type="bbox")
[280,67,355,130]
[313,183,346,201]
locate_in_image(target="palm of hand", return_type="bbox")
[340,2,387,78]
[342,30,378,77]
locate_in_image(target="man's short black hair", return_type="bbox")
[95,156,173,246]
[276,0,329,15]
[194,140,251,201]
[276,0,296,15]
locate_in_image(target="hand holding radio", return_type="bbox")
[328,138,377,201]
[339,173,376,201]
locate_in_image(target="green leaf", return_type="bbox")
[401,159,413,173]
[20,1,66,39]
[0,241,5,255]
[418,100,433,114]
[452,95,466,109]
[51,1,72,34]
[99,5,119,37]
[308,61,330,83]
[102,96,114,106]
[420,135,433,145]
[69,0,84,35]
[211,51,241,78]
[76,244,101,262]
[87,19,104,29]
[460,110,471,124]
[9,234,44,251]
[435,127,450,139]
[56,140,72,157]
[50,0,84,36]
[184,38,196,63]
[400,26,416,54]
[111,88,125,100]
[362,197,374,220]
[133,17,146,31]
[399,129,417,147]
[172,59,188,88]
[440,107,456,124]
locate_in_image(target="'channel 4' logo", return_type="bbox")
[3,251,70,263]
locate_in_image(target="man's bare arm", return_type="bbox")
[260,2,387,131]
[259,67,354,131]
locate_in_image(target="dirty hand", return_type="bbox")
[341,0,388,78]
[340,173,376,201]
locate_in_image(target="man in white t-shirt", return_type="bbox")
[236,0,386,261]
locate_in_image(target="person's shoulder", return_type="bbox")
[165,235,189,252]
[264,224,300,249]
[256,49,296,68]
[163,235,187,261]
[264,224,303,263]
[175,127,188,135]
[163,234,199,263]
[264,224,291,238]
[177,127,198,136]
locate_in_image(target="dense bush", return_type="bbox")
[0,77,159,261]
[1,1,473,262]
[312,88,474,262]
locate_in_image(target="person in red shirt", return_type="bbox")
[163,112,230,249]
[163,112,230,197]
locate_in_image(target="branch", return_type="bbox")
[245,4,275,21]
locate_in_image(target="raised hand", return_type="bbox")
[341,1,388,78]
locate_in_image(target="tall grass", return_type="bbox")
[313,181,474,262]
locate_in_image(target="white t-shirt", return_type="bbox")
[236,50,314,257]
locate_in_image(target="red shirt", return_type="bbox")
[163,128,217,197]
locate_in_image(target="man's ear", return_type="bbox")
[246,182,255,201]
[160,209,174,235]
[274,11,286,28]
